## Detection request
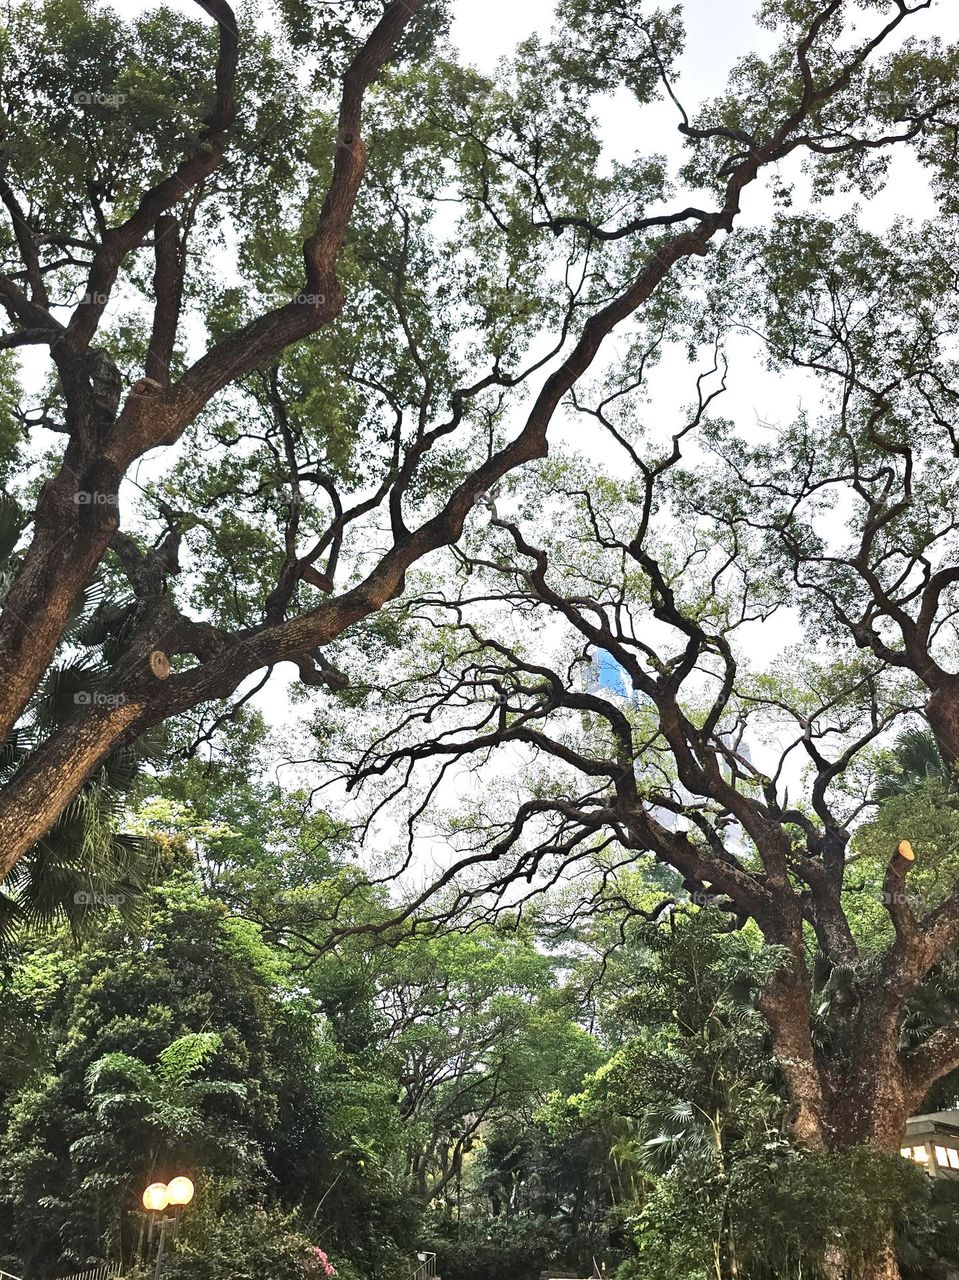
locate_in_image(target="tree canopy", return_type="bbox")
[0,0,953,872]
[5,2,959,1279]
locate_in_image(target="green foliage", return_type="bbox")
[845,731,959,947]
[159,1204,336,1280]
[0,491,162,948]
[0,865,317,1273]
[621,1146,926,1280]
[5,0,959,1275]
[431,1215,587,1280]
[7,774,959,1279]
[0,775,609,1278]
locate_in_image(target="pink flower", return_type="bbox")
[312,1246,335,1276]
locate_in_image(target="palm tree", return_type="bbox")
[82,1031,247,1160]
[873,727,954,800]
[0,492,160,946]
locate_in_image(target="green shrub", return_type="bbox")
[431,1215,604,1280]
[159,1207,339,1280]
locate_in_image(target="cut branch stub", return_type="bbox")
[149,649,172,680]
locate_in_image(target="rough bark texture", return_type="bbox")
[765,1011,909,1279]
[825,1239,901,1280]
[927,685,959,769]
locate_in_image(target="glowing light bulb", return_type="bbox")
[166,1176,195,1207]
[143,1182,169,1212]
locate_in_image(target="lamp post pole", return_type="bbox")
[143,1176,195,1280]
[154,1213,174,1280]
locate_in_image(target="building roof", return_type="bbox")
[906,1111,959,1140]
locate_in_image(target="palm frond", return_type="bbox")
[86,1052,159,1100]
[32,656,111,737]
[157,1032,223,1088]
[875,727,952,799]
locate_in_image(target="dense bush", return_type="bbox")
[430,1215,606,1280]
[156,1208,324,1280]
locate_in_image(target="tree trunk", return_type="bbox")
[862,1240,900,1280]
[756,955,828,1147]
[760,958,911,1280]
[926,685,959,768]
[0,457,121,743]
[820,1069,907,1280]
[824,1236,899,1280]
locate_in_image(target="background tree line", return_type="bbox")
[1,724,959,1279]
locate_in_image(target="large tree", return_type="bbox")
[0,0,949,874]
[321,245,959,1279]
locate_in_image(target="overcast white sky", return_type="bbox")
[453,0,768,89]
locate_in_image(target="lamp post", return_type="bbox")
[142,1176,195,1280]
